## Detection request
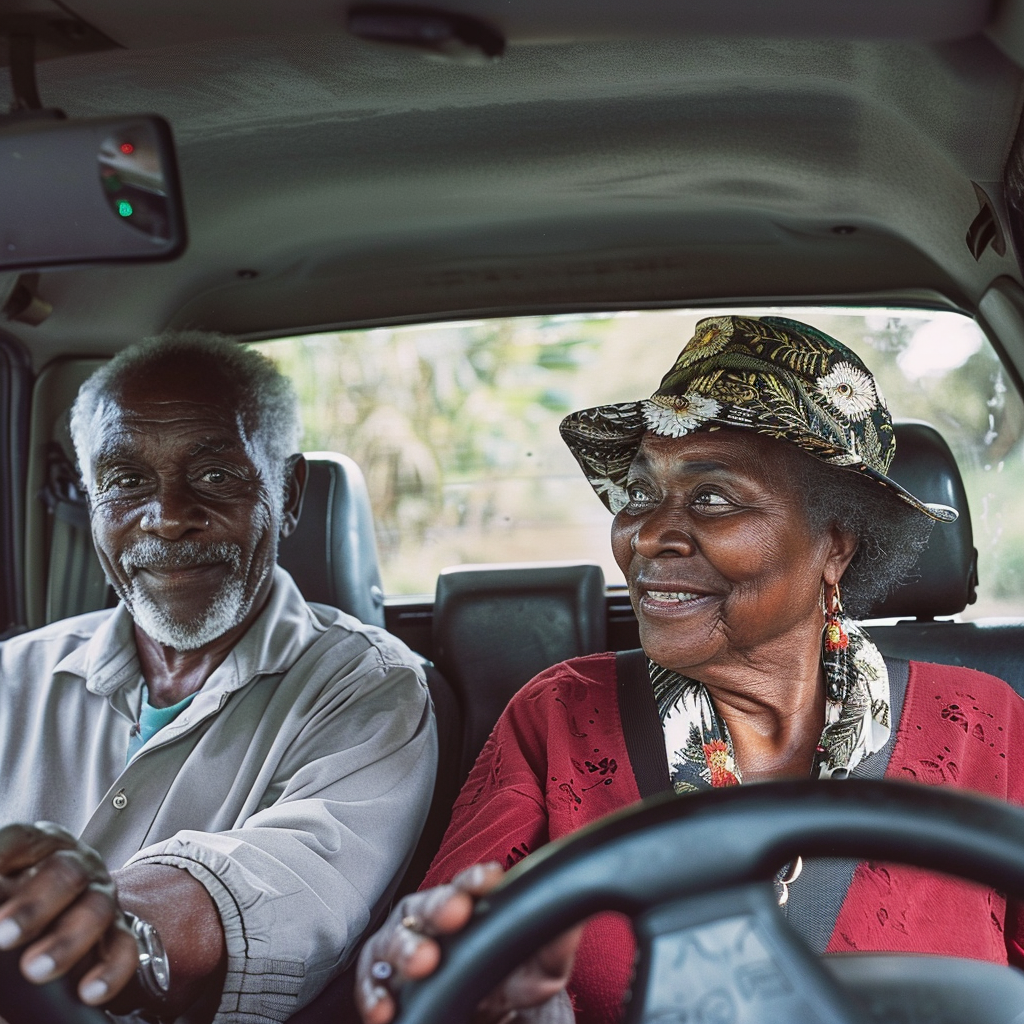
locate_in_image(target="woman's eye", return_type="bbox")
[625,484,655,505]
[691,490,732,509]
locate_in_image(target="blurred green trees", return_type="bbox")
[255,308,1024,613]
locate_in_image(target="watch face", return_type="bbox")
[144,924,171,994]
[130,913,171,998]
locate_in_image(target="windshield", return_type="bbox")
[254,307,1024,618]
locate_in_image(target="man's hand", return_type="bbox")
[0,823,139,1006]
[356,862,582,1024]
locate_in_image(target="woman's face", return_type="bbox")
[611,429,856,678]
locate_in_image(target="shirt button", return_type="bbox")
[112,790,128,810]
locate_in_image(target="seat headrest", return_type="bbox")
[867,421,977,620]
[432,560,607,778]
[277,451,386,627]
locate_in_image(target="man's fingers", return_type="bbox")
[0,824,126,999]
[0,823,79,876]
[0,849,114,950]
[17,886,119,985]
[76,923,140,1005]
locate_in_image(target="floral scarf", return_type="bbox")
[654,616,890,793]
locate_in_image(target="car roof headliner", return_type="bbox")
[2,0,1024,366]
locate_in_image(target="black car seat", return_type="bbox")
[868,421,1024,693]
[432,561,608,781]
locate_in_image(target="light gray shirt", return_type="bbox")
[0,566,437,1022]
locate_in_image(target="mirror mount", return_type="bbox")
[1,27,58,325]
[1,11,117,114]
[2,22,66,123]
[7,29,46,113]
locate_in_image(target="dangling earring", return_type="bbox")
[823,581,849,652]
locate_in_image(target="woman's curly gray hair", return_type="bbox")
[70,332,302,502]
[795,452,935,618]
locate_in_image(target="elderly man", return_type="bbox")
[0,334,437,1022]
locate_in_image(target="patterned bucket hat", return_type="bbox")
[559,314,958,522]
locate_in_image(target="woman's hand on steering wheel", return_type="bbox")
[356,862,583,1024]
[0,822,139,1007]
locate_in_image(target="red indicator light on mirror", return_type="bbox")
[120,142,135,155]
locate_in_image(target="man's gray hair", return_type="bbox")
[70,332,302,493]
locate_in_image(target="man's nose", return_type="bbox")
[139,484,209,539]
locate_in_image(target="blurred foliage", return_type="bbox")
[255,309,1024,614]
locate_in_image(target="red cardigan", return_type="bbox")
[422,653,1024,1023]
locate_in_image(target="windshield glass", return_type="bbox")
[254,308,1024,618]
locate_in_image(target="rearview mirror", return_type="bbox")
[0,114,186,271]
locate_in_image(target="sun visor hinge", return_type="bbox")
[966,182,1008,261]
[1,273,53,326]
[348,5,505,62]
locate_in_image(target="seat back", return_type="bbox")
[866,421,1024,695]
[432,561,607,780]
[278,451,386,627]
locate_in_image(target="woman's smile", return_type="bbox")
[637,588,716,615]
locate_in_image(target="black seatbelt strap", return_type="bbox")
[785,655,909,951]
[616,648,672,799]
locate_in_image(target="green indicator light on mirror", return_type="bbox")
[118,200,133,218]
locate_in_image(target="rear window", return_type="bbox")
[254,308,1024,618]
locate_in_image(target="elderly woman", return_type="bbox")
[356,316,1024,1024]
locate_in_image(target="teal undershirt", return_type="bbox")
[126,685,197,764]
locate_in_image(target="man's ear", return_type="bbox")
[279,454,307,540]
[823,525,859,586]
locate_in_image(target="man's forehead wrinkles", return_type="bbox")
[93,430,244,463]
[188,440,236,456]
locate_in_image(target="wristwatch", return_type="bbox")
[123,911,171,1004]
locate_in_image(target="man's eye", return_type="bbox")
[199,469,230,484]
[110,473,144,489]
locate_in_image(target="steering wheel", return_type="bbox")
[398,779,1024,1024]
[0,952,110,1024]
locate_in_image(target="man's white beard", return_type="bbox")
[117,538,259,651]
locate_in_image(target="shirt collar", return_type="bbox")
[54,565,324,703]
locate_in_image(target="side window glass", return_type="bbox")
[254,308,1024,619]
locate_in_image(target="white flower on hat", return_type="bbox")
[815,363,876,421]
[593,477,629,512]
[643,392,722,437]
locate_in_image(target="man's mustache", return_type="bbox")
[120,538,242,575]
